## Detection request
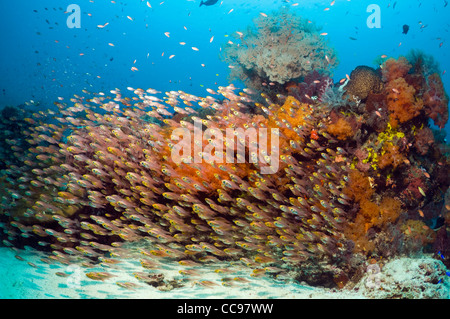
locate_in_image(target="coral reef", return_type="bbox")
[0,88,360,287]
[0,18,449,292]
[220,7,338,92]
[344,66,383,102]
[286,71,332,104]
[423,73,449,129]
[385,77,423,128]
[326,116,354,141]
[354,257,450,299]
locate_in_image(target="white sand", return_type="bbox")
[0,247,448,299]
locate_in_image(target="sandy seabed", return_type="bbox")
[0,247,448,299]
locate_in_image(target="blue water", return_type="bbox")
[1,1,449,138]
[0,0,449,299]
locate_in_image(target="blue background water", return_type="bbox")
[0,0,448,137]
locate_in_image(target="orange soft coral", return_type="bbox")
[378,143,406,169]
[343,169,374,202]
[385,77,423,128]
[268,96,313,145]
[326,117,354,140]
[343,168,403,254]
[381,57,412,82]
[345,196,402,254]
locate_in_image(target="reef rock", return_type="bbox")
[354,257,450,299]
[345,66,383,102]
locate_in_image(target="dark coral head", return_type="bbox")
[345,66,384,102]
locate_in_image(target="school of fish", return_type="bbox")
[0,84,353,284]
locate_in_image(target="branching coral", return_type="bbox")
[221,7,338,89]
[319,79,349,109]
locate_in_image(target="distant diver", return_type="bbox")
[199,0,219,7]
[402,24,409,35]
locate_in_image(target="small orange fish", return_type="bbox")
[321,32,328,36]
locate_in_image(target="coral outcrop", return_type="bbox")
[355,257,450,299]
[221,7,337,91]
[344,66,383,102]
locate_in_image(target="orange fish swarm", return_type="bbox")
[0,87,358,285]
